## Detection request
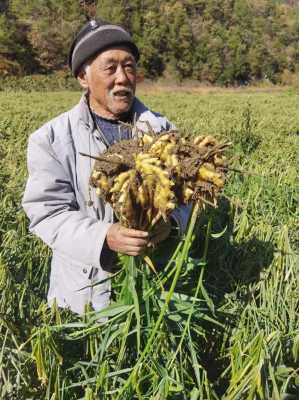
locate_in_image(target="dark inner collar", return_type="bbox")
[92,111,132,124]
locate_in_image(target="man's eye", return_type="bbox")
[125,64,136,72]
[105,65,116,73]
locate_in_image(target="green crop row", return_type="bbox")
[0,73,80,92]
[0,89,298,399]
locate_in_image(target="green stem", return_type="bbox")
[120,255,141,353]
[167,218,211,370]
[116,201,201,398]
[143,240,183,300]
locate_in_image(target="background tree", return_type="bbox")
[0,5,37,76]
[0,13,22,75]
[79,0,97,21]
[2,0,299,84]
[164,2,194,81]
[10,0,85,71]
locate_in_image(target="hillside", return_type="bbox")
[1,0,299,84]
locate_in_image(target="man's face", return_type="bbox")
[78,46,137,120]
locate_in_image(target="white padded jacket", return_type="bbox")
[22,95,190,314]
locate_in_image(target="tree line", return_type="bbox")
[1,0,299,85]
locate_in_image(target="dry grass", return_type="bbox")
[137,80,293,95]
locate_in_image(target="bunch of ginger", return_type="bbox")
[89,131,230,230]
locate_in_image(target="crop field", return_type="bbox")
[0,88,298,399]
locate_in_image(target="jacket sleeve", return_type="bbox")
[170,204,192,234]
[22,133,112,268]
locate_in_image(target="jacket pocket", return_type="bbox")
[52,252,93,291]
[48,252,94,314]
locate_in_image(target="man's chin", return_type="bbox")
[111,100,134,118]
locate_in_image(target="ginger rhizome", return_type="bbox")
[89,131,229,230]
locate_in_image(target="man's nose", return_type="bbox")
[115,65,129,84]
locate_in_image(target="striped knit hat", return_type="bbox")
[69,18,140,77]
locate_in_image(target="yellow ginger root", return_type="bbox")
[119,186,136,227]
[160,142,176,161]
[89,129,230,230]
[135,153,161,168]
[154,183,175,217]
[182,184,194,203]
[141,134,154,145]
[91,170,101,180]
[196,135,218,148]
[110,171,133,194]
[137,184,148,207]
[214,154,227,166]
[149,133,175,158]
[193,135,204,145]
[197,164,224,188]
[165,154,180,173]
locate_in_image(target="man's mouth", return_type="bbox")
[112,89,133,99]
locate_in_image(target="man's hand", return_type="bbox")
[106,223,149,256]
[148,219,172,248]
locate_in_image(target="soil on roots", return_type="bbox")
[93,139,141,177]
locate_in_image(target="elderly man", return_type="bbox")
[22,19,189,315]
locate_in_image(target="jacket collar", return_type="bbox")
[78,94,97,131]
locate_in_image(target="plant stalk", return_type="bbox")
[116,201,201,398]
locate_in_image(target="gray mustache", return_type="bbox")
[111,88,133,96]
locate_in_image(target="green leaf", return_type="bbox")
[210,225,227,239]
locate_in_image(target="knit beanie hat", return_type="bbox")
[69,18,140,77]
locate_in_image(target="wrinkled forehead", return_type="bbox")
[93,45,137,64]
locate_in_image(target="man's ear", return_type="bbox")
[77,69,89,90]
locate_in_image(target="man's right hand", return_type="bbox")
[106,223,149,256]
